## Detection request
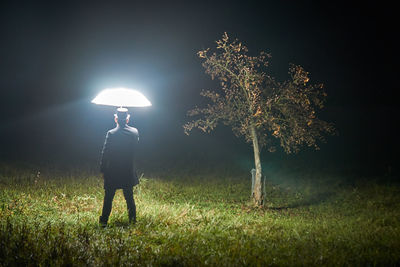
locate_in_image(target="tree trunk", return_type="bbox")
[250,124,263,206]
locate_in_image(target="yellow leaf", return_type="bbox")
[253,107,262,117]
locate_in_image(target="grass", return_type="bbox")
[0,162,399,266]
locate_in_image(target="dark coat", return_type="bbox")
[100,124,139,189]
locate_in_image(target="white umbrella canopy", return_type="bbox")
[91,88,152,107]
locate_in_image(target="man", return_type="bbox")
[99,107,139,227]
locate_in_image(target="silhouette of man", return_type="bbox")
[99,108,139,227]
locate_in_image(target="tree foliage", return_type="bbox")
[184,33,335,154]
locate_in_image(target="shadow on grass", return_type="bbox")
[110,220,133,228]
[268,191,335,211]
[108,214,156,228]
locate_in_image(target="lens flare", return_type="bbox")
[91,88,152,107]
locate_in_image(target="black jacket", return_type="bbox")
[100,124,139,189]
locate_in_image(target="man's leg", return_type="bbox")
[100,187,116,226]
[122,187,136,223]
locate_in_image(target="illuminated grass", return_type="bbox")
[0,164,399,266]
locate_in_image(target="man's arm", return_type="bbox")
[100,132,111,173]
[132,130,139,185]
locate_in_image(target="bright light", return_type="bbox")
[91,88,152,107]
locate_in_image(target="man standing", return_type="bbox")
[99,108,139,227]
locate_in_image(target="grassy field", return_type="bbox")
[0,162,399,266]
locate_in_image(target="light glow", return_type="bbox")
[91,88,152,107]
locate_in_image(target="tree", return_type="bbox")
[184,33,335,206]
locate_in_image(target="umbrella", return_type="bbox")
[91,88,152,107]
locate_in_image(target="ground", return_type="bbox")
[0,161,399,266]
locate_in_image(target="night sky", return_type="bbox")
[0,1,397,173]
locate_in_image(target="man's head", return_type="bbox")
[114,107,130,125]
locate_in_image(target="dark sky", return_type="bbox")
[0,1,397,170]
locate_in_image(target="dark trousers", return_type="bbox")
[101,187,136,222]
